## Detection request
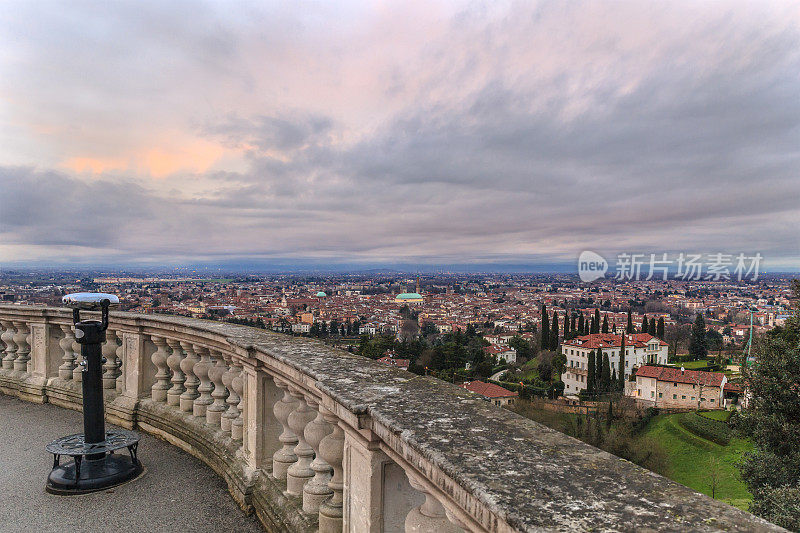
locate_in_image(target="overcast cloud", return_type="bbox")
[1,1,798,269]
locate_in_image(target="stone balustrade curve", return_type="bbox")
[0,305,782,532]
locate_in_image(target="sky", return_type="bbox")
[1,1,799,271]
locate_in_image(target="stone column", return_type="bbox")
[230,358,244,441]
[302,396,333,514]
[115,338,124,393]
[102,329,121,389]
[221,351,237,433]
[1,320,16,372]
[193,345,214,418]
[206,349,228,427]
[150,335,171,402]
[29,322,52,379]
[341,428,396,532]
[165,339,185,406]
[58,324,75,380]
[272,378,299,480]
[121,332,150,398]
[12,322,30,377]
[179,341,200,412]
[286,386,316,496]
[318,406,344,533]
[403,472,462,533]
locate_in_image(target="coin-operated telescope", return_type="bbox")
[45,293,143,494]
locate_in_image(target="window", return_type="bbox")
[674,382,677,387]
[700,397,706,402]
[650,391,654,398]
[710,399,715,403]
[691,397,695,401]
[659,393,663,398]
[681,395,686,399]
[673,394,677,399]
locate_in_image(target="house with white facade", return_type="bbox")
[560,333,668,396]
[630,365,727,409]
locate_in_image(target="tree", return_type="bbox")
[564,311,571,339]
[612,322,617,334]
[594,308,601,333]
[627,309,634,333]
[649,317,656,336]
[578,313,585,336]
[595,348,603,389]
[618,334,626,390]
[602,314,609,333]
[541,304,549,350]
[587,346,596,394]
[570,313,577,339]
[657,317,665,340]
[706,456,722,500]
[737,316,800,529]
[600,352,611,393]
[689,314,708,360]
[641,314,648,333]
[550,312,559,351]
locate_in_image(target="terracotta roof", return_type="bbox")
[461,380,518,399]
[376,356,409,369]
[635,365,725,387]
[562,333,667,349]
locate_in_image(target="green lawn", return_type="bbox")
[678,360,713,369]
[697,410,732,422]
[643,414,752,510]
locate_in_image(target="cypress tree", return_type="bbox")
[587,347,596,393]
[593,309,601,333]
[570,313,577,339]
[641,314,648,333]
[541,304,549,350]
[578,313,585,336]
[602,314,609,333]
[601,351,611,393]
[550,312,559,351]
[627,309,634,333]
[657,317,665,340]
[618,334,626,390]
[689,313,708,360]
[594,348,603,392]
[564,311,571,339]
[649,317,656,336]
[612,322,617,334]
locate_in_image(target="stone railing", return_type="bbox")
[0,305,782,532]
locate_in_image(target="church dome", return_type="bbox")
[315,291,327,297]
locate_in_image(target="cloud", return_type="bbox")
[0,1,799,267]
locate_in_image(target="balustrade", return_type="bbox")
[193,345,214,418]
[0,305,773,533]
[71,329,82,382]
[286,386,315,496]
[150,335,171,402]
[206,349,227,426]
[2,320,17,371]
[179,341,200,412]
[165,338,185,406]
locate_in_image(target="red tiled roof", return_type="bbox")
[377,356,409,369]
[460,380,518,399]
[562,333,667,349]
[635,365,725,387]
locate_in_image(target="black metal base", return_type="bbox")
[46,454,143,495]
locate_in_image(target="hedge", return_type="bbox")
[678,411,732,445]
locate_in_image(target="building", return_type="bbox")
[483,344,517,364]
[394,292,424,304]
[631,365,727,409]
[377,356,410,370]
[560,333,668,396]
[460,380,518,406]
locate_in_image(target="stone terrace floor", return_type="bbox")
[0,394,263,533]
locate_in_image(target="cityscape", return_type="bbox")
[1,1,799,532]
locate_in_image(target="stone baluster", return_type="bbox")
[286,386,316,496]
[1,321,18,372]
[150,335,171,402]
[72,331,83,382]
[193,345,214,418]
[57,325,75,379]
[404,472,462,533]
[206,349,228,426]
[318,405,344,533]
[102,329,120,389]
[165,339,185,406]
[302,396,333,514]
[272,379,299,480]
[230,358,244,441]
[220,352,237,433]
[179,341,200,412]
[12,322,30,377]
[115,338,124,393]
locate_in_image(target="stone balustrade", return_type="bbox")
[0,305,782,533]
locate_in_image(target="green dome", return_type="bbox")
[315,291,327,297]
[396,292,422,299]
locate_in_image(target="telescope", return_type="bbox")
[45,292,143,494]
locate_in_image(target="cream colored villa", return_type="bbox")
[561,333,669,396]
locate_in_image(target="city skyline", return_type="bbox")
[2,1,799,270]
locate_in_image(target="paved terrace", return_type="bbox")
[0,394,262,533]
[0,306,786,532]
